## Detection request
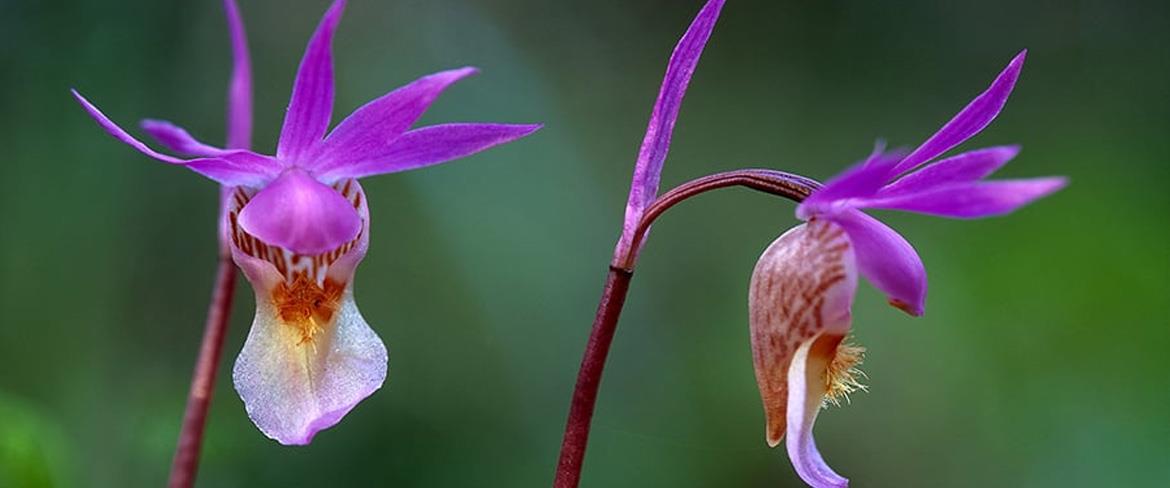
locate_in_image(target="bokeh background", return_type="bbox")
[1,0,1168,486]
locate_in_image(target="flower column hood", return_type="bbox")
[73,0,539,444]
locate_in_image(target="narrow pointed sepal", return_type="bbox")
[72,90,281,186]
[857,177,1068,219]
[309,67,481,174]
[223,0,253,150]
[276,0,346,163]
[892,50,1027,175]
[140,119,228,156]
[314,123,541,182]
[878,146,1020,196]
[749,220,857,447]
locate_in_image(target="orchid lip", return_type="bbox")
[228,178,387,445]
[750,219,858,459]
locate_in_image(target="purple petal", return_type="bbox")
[140,119,227,156]
[892,50,1027,176]
[858,177,1067,219]
[797,142,906,219]
[185,154,283,187]
[224,0,253,150]
[310,67,479,173]
[315,123,541,182]
[827,210,926,316]
[786,335,849,488]
[74,90,196,165]
[615,0,725,256]
[879,145,1020,197]
[73,89,279,186]
[865,144,911,169]
[276,0,345,164]
[237,169,362,255]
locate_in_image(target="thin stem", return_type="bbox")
[168,1,249,481]
[554,169,819,488]
[619,169,821,270]
[167,254,237,488]
[554,267,632,488]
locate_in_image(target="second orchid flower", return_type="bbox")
[750,51,1065,487]
[554,2,1064,487]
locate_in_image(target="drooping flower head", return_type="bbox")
[749,51,1065,487]
[73,0,539,444]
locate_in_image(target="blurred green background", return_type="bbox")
[1,0,1168,486]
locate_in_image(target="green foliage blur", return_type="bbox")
[1,0,1167,486]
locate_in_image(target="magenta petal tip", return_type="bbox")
[139,119,226,157]
[892,51,1027,176]
[276,0,347,163]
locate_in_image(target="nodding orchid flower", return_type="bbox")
[72,0,539,445]
[749,51,1065,487]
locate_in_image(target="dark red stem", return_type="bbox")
[553,169,820,488]
[619,169,821,270]
[554,266,632,488]
[167,255,237,488]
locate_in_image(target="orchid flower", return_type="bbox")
[72,0,539,445]
[748,51,1065,487]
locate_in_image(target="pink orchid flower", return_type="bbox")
[73,0,539,444]
[749,51,1065,487]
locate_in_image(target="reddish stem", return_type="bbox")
[553,169,819,488]
[619,169,821,270]
[554,266,633,488]
[167,255,237,488]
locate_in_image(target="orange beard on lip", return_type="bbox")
[227,182,366,347]
[271,273,345,345]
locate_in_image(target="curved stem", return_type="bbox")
[168,254,237,488]
[554,170,820,488]
[619,169,821,270]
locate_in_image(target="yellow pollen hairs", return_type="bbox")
[824,339,867,408]
[272,274,345,345]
